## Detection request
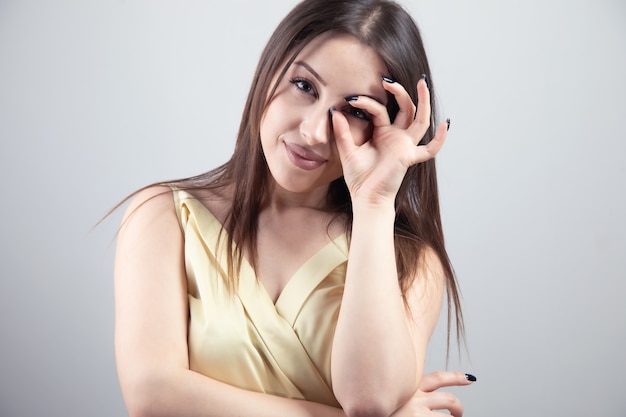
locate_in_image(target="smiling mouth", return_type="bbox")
[283,142,326,170]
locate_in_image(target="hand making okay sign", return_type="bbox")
[331,75,449,205]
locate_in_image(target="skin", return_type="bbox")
[257,33,391,300]
[260,33,386,200]
[391,372,474,417]
[313,34,451,416]
[114,33,469,417]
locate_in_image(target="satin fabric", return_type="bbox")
[172,188,348,407]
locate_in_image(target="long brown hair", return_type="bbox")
[120,0,464,354]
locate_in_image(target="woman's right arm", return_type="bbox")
[113,186,345,417]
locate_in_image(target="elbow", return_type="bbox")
[338,384,417,417]
[126,407,152,417]
[121,371,172,417]
[342,408,387,417]
[126,402,157,417]
[334,378,414,417]
[125,397,156,417]
[340,399,398,417]
[124,388,160,417]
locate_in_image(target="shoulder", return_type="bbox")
[115,185,185,286]
[174,182,233,227]
[117,185,181,245]
[122,184,177,223]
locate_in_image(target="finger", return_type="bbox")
[420,371,476,393]
[330,107,357,158]
[404,390,464,417]
[407,77,432,143]
[381,78,415,128]
[422,391,465,417]
[344,95,390,128]
[408,119,448,165]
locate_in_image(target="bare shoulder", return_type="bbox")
[120,184,177,230]
[115,184,184,284]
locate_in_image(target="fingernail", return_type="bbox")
[465,373,477,382]
[344,95,359,102]
[382,76,396,83]
[421,73,430,89]
[329,106,336,118]
[446,118,451,131]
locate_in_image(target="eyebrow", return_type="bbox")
[294,61,326,85]
[293,60,386,105]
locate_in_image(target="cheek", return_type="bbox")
[260,95,298,139]
[260,103,282,143]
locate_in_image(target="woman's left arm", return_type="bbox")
[330,77,449,417]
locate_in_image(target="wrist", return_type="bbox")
[351,195,395,213]
[351,200,396,226]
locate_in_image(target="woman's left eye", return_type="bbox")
[347,107,372,122]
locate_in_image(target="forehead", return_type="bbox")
[295,32,387,73]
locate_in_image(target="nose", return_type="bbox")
[299,104,333,145]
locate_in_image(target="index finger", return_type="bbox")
[330,107,357,158]
[420,371,477,392]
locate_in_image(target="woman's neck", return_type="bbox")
[263,181,331,212]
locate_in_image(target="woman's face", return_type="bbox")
[260,33,388,199]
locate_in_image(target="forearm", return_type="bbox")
[331,202,419,415]
[122,367,345,417]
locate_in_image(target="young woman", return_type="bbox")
[113,0,474,416]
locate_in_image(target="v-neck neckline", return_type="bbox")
[178,190,348,311]
[242,233,348,308]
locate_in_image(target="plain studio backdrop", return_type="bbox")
[1,0,624,416]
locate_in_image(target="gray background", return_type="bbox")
[1,0,624,416]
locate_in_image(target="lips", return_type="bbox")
[283,142,327,170]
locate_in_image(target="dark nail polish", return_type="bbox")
[465,373,477,382]
[382,76,396,84]
[345,95,359,102]
[329,106,336,118]
[446,118,451,131]
[421,73,430,89]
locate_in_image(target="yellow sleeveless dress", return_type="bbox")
[172,189,348,408]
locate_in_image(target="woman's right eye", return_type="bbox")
[290,78,317,97]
